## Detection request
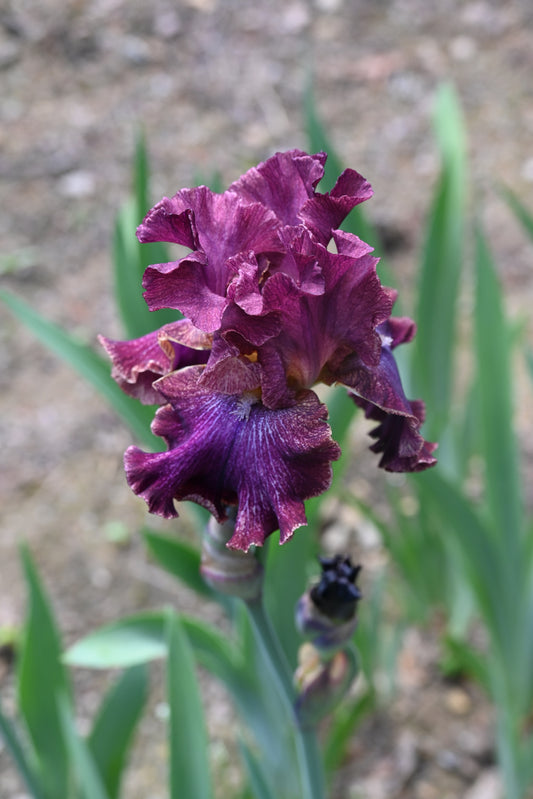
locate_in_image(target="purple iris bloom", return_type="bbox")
[102,150,436,551]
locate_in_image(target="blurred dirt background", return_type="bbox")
[1,1,533,797]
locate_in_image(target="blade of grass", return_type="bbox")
[1,289,157,448]
[474,225,523,544]
[501,185,533,242]
[166,611,214,799]
[88,665,149,799]
[0,702,45,799]
[57,694,112,799]
[142,529,214,600]
[238,739,277,799]
[17,547,70,799]
[411,83,467,441]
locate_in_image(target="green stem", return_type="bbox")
[245,599,326,799]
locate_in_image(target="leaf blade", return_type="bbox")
[88,665,149,799]
[17,547,70,799]
[166,612,214,799]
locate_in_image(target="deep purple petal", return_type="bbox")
[124,367,340,550]
[229,150,327,226]
[338,345,437,471]
[98,322,208,404]
[353,395,438,472]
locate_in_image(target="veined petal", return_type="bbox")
[140,188,282,330]
[300,169,373,244]
[229,149,327,226]
[338,345,437,471]
[98,322,208,404]
[124,367,340,551]
[353,395,438,472]
[258,241,392,400]
[143,252,227,332]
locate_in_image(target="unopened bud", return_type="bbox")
[296,555,362,654]
[200,512,263,601]
[294,642,358,727]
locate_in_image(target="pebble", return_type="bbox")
[0,39,20,70]
[445,687,472,715]
[57,170,96,198]
[463,767,502,799]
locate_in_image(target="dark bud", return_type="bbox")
[310,555,362,622]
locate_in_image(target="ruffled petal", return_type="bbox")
[229,149,327,226]
[353,395,438,472]
[337,345,437,471]
[124,367,340,550]
[300,169,373,244]
[98,322,208,404]
[142,252,228,332]
[140,188,283,330]
[257,238,392,400]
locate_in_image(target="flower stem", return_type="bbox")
[245,598,326,799]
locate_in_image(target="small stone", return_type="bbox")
[449,36,477,61]
[0,39,20,70]
[57,170,95,198]
[445,687,472,716]
[463,768,502,799]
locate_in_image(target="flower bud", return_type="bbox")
[294,642,358,727]
[295,555,362,654]
[200,512,263,601]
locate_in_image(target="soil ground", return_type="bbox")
[1,1,533,797]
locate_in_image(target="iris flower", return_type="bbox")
[100,150,436,551]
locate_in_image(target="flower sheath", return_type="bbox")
[101,149,436,551]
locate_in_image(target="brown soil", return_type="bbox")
[1,1,533,797]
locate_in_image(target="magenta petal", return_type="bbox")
[137,197,198,248]
[229,149,327,226]
[339,346,437,471]
[99,323,208,404]
[143,252,228,332]
[300,169,373,244]
[125,368,340,550]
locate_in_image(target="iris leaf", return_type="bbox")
[166,611,214,799]
[0,701,45,799]
[411,83,467,442]
[501,185,533,242]
[64,611,241,693]
[88,665,149,799]
[17,547,70,799]
[142,529,214,600]
[474,226,523,547]
[57,694,112,799]
[238,739,277,799]
[64,612,167,669]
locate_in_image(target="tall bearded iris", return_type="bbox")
[100,150,436,551]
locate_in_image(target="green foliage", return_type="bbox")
[88,665,149,799]
[166,612,214,799]
[410,83,467,445]
[0,550,147,799]
[17,546,71,799]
